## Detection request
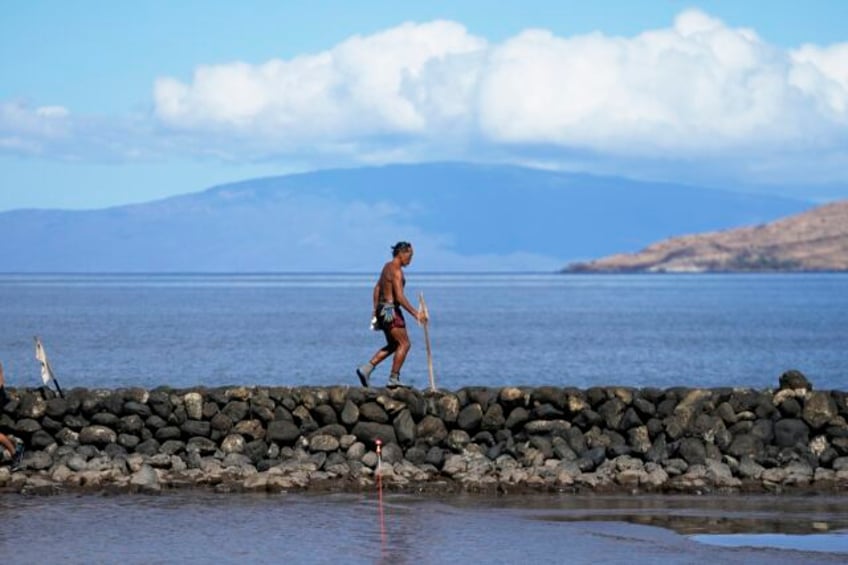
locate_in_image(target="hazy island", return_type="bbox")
[565,200,848,273]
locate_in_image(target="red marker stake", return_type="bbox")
[375,439,386,548]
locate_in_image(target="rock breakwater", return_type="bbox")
[2,370,847,495]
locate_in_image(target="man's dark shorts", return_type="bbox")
[378,306,406,330]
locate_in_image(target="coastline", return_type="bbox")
[2,371,847,496]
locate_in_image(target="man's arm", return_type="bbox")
[372,281,380,314]
[391,268,420,321]
[0,362,7,404]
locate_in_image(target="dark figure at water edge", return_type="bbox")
[0,362,25,470]
[357,241,426,388]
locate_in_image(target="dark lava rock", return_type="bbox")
[632,397,656,418]
[266,420,301,444]
[135,438,161,456]
[91,412,120,427]
[155,426,182,441]
[359,402,390,424]
[124,401,152,418]
[245,439,268,464]
[181,419,211,438]
[779,369,811,391]
[393,409,416,446]
[425,446,445,468]
[45,398,69,419]
[779,398,803,418]
[598,398,626,430]
[802,392,838,430]
[79,425,117,446]
[340,400,359,426]
[416,416,448,446]
[619,407,643,430]
[481,404,506,431]
[405,446,427,465]
[728,434,763,459]
[352,421,397,447]
[678,437,706,465]
[223,401,249,422]
[505,407,529,430]
[210,412,234,432]
[381,442,404,464]
[774,418,810,448]
[645,435,668,463]
[313,404,338,426]
[565,427,587,455]
[457,403,483,432]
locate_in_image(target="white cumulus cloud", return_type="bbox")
[151,9,848,167]
[476,11,808,153]
[0,101,71,146]
[3,10,848,187]
[0,100,162,161]
[154,20,486,143]
[790,42,848,116]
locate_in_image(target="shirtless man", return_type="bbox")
[356,241,426,388]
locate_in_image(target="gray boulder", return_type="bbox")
[415,416,447,446]
[728,434,763,459]
[803,392,837,430]
[340,400,359,426]
[775,418,810,448]
[678,438,706,465]
[181,419,211,438]
[79,425,117,447]
[266,420,301,444]
[130,464,160,493]
[779,369,811,391]
[393,409,416,446]
[505,407,529,430]
[481,404,506,431]
[352,421,397,447]
[457,404,483,432]
[359,402,389,424]
[309,435,340,453]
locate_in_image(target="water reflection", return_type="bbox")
[2,492,848,563]
[508,493,848,535]
[692,531,848,553]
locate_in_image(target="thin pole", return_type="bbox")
[375,438,386,548]
[418,292,436,392]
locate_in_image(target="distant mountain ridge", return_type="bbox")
[566,200,848,273]
[0,162,812,272]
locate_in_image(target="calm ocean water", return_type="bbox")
[3,273,848,563]
[0,273,845,391]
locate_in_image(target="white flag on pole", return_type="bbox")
[34,336,57,387]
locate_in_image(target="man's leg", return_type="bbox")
[387,327,411,387]
[357,336,397,386]
[0,433,14,460]
[370,341,397,367]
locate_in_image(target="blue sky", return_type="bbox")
[2,0,848,211]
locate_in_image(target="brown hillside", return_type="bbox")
[566,200,848,273]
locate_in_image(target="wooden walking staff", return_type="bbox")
[418,292,436,392]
